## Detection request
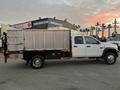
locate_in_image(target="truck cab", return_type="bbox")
[72,35,118,58]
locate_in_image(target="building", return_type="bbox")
[1,17,81,36]
[11,17,78,30]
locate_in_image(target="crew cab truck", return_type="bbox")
[6,29,119,69]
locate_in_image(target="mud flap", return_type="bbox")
[4,50,8,63]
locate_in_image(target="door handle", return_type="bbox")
[87,46,91,48]
[74,46,78,47]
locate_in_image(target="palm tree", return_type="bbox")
[85,28,90,35]
[107,24,112,37]
[90,26,95,36]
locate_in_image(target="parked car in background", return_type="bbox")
[107,35,120,50]
[91,35,107,42]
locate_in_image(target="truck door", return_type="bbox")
[84,36,103,57]
[72,36,86,57]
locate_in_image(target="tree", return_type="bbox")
[107,24,112,37]
[90,26,95,35]
[85,28,90,35]
[101,23,106,38]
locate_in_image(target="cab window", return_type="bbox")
[75,36,84,44]
[85,36,99,44]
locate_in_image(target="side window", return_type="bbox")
[75,36,84,44]
[85,36,99,44]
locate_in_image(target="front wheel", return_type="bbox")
[104,52,117,65]
[31,56,44,69]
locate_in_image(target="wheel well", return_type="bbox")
[23,51,45,61]
[102,49,118,58]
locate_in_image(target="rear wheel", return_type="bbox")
[31,56,44,69]
[104,52,117,65]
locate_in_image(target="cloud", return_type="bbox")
[0,0,120,27]
[62,0,82,7]
[84,3,120,26]
[85,12,119,26]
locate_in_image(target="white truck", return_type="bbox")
[6,29,119,69]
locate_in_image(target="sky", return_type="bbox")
[0,0,120,27]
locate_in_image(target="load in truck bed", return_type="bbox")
[7,29,70,52]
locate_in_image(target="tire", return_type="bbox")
[118,46,120,50]
[104,52,117,65]
[31,55,44,69]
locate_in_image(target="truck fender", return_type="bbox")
[102,48,118,58]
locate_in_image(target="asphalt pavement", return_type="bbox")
[0,54,120,90]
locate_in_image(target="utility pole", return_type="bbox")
[107,24,112,37]
[114,18,117,34]
[101,24,106,38]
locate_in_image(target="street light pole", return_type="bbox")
[114,18,117,34]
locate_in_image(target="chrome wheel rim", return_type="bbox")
[33,58,41,67]
[107,55,115,64]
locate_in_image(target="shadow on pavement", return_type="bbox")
[45,59,105,68]
[5,59,109,70]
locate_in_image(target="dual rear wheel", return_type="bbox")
[31,56,44,69]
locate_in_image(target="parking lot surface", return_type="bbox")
[0,54,120,90]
